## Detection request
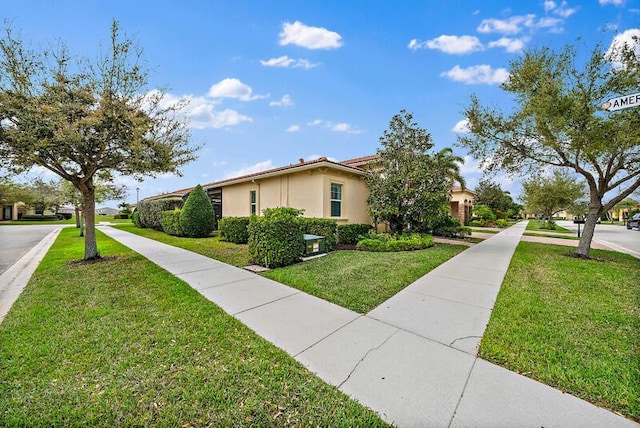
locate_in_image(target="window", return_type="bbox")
[330,183,342,217]
[250,190,257,215]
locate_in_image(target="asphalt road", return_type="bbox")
[556,221,640,257]
[0,225,64,275]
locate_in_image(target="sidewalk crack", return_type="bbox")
[449,335,481,347]
[337,330,398,389]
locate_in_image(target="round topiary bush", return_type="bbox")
[180,184,215,237]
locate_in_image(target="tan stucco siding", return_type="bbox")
[219,168,371,224]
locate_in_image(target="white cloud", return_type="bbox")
[459,155,483,175]
[224,160,274,179]
[260,55,318,69]
[208,78,268,101]
[307,119,362,133]
[488,37,528,53]
[150,91,252,129]
[269,94,294,107]
[544,1,556,12]
[441,65,509,85]
[286,125,300,133]
[279,21,343,50]
[599,0,624,5]
[330,122,363,134]
[451,119,470,133]
[606,28,640,67]
[411,35,483,54]
[477,14,564,34]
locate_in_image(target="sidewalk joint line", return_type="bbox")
[405,289,496,311]
[293,315,363,358]
[448,357,478,428]
[232,290,302,316]
[337,329,399,389]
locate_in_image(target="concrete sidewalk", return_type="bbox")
[99,224,637,427]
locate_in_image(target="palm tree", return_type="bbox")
[433,147,466,190]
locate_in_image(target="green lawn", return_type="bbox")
[115,223,250,267]
[263,245,467,313]
[526,219,573,233]
[480,242,640,421]
[0,228,386,427]
[522,231,580,240]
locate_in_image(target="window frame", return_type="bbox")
[330,182,342,218]
[250,190,257,215]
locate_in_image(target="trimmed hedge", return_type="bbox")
[431,216,471,239]
[19,214,59,221]
[137,198,183,230]
[248,208,304,268]
[180,185,216,237]
[337,223,373,244]
[161,209,185,236]
[219,216,251,244]
[300,218,337,251]
[356,233,434,252]
[132,211,142,227]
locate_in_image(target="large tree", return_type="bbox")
[0,22,197,259]
[473,178,516,219]
[60,180,127,229]
[366,110,452,233]
[459,41,640,257]
[521,170,586,223]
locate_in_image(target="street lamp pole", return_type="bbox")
[136,187,140,205]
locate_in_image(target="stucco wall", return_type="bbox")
[220,167,372,224]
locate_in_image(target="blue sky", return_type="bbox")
[4,0,639,206]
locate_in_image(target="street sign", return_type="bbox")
[601,92,640,111]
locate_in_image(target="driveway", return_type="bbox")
[556,221,640,258]
[0,225,65,275]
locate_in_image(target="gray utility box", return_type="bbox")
[303,234,326,256]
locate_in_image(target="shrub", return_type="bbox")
[137,198,183,230]
[469,219,484,227]
[337,223,373,244]
[356,233,434,252]
[300,218,337,251]
[180,185,215,238]
[19,214,58,221]
[219,217,251,244]
[248,207,304,268]
[118,213,129,219]
[113,214,121,219]
[473,204,497,222]
[132,211,142,227]
[162,209,185,236]
[495,219,509,228]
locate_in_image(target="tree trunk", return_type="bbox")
[75,207,81,228]
[576,207,600,258]
[81,184,99,259]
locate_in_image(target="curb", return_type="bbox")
[0,227,63,324]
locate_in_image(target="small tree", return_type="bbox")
[180,184,215,237]
[60,180,126,229]
[459,42,640,257]
[0,22,197,259]
[521,170,585,224]
[473,179,515,219]
[366,110,452,233]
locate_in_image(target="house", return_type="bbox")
[146,155,473,225]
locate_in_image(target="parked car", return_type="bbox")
[626,213,640,230]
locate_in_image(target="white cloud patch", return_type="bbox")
[488,37,528,52]
[459,155,483,175]
[269,94,294,107]
[149,91,252,129]
[599,0,624,5]
[279,21,343,50]
[605,28,640,67]
[286,125,300,133]
[441,65,509,85]
[208,78,268,101]
[330,123,363,134]
[477,14,564,34]
[260,55,318,69]
[411,35,483,54]
[308,119,326,126]
[451,119,471,133]
[224,160,274,179]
